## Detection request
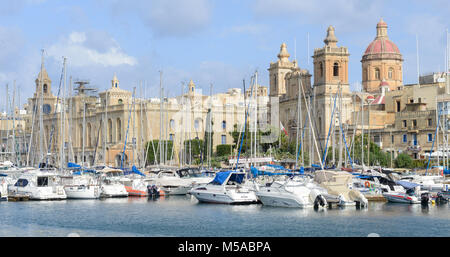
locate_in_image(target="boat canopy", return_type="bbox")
[211,171,244,185]
[68,162,81,168]
[131,166,145,176]
[396,180,421,189]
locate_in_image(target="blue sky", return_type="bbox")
[0,0,449,106]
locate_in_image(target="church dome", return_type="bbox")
[362,18,401,59]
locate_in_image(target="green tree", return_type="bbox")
[145,140,174,165]
[394,153,413,168]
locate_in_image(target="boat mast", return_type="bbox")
[103,85,108,165]
[338,81,343,169]
[38,49,45,166]
[60,57,67,172]
[295,76,301,169]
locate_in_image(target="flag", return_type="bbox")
[280,121,288,136]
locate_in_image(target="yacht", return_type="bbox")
[96,168,128,197]
[147,170,194,195]
[399,174,445,192]
[189,171,258,204]
[256,176,328,208]
[61,173,101,199]
[7,169,67,200]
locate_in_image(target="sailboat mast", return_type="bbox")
[60,57,67,172]
[39,49,45,166]
[103,86,108,165]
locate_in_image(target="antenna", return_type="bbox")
[416,34,420,85]
[307,32,310,67]
[294,37,297,62]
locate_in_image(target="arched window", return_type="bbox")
[194,118,202,131]
[319,62,324,77]
[333,62,339,77]
[375,68,380,80]
[43,84,48,94]
[222,120,226,130]
[118,99,123,104]
[117,118,122,141]
[388,68,393,79]
[108,119,112,143]
[364,68,368,81]
[170,119,175,129]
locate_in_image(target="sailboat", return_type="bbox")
[8,169,67,200]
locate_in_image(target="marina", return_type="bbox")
[0,2,449,241]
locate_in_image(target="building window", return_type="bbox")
[364,68,368,81]
[413,134,418,146]
[428,133,433,142]
[402,134,407,143]
[169,134,174,141]
[428,119,432,127]
[43,84,48,94]
[117,118,122,141]
[118,99,123,104]
[402,120,407,128]
[221,135,226,145]
[375,68,380,80]
[412,120,417,128]
[391,135,394,143]
[333,62,339,77]
[108,119,113,143]
[222,120,226,130]
[319,62,324,77]
[396,100,401,112]
[170,119,175,129]
[388,68,393,79]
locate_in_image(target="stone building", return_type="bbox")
[24,65,269,168]
[271,18,450,165]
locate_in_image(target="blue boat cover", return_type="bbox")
[396,180,421,189]
[211,171,244,185]
[0,173,7,177]
[68,162,81,168]
[131,165,145,176]
[265,164,285,170]
[444,169,450,175]
[311,164,321,168]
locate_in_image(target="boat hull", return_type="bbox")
[383,192,420,204]
[64,185,101,199]
[125,186,148,197]
[256,192,312,208]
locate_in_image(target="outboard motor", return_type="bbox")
[313,195,327,209]
[435,192,448,205]
[147,185,160,197]
[421,192,430,205]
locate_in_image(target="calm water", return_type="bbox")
[0,196,449,237]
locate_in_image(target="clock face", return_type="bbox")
[43,104,51,114]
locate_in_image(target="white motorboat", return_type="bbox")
[400,174,445,192]
[61,174,100,199]
[7,169,67,200]
[95,167,128,197]
[147,170,194,195]
[256,177,328,208]
[176,168,214,186]
[189,171,258,204]
[382,180,422,204]
[314,170,368,207]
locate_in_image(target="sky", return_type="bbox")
[0,0,449,107]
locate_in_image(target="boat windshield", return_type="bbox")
[14,179,28,187]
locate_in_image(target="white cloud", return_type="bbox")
[105,0,213,38]
[253,0,383,33]
[47,31,137,67]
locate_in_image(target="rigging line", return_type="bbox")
[121,88,136,170]
[321,91,339,168]
[45,59,65,167]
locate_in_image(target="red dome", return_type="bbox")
[364,38,400,55]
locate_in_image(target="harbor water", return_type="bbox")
[1,195,449,237]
